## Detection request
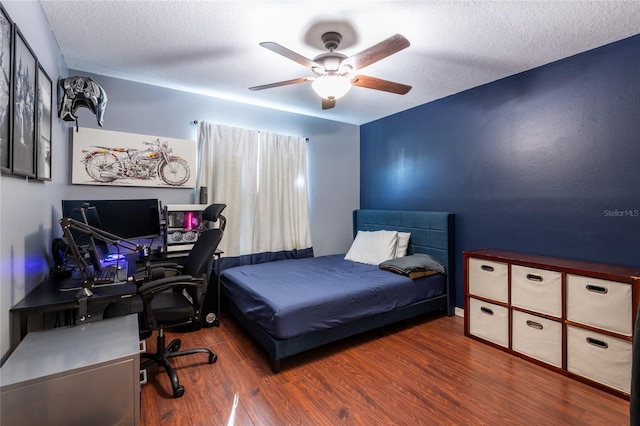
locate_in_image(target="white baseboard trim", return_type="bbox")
[454,307,464,318]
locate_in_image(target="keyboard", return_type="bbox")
[94,261,129,286]
[57,261,129,292]
[94,264,118,284]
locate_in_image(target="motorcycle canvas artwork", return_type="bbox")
[72,127,196,188]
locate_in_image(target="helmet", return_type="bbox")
[58,76,108,126]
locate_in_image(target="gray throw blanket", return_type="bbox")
[379,253,446,275]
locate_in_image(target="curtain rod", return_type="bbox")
[192,120,308,141]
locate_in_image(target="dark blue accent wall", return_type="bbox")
[361,35,640,308]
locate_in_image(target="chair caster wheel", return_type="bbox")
[209,353,217,364]
[173,385,185,398]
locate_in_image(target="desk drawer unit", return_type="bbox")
[0,315,140,425]
[464,249,639,399]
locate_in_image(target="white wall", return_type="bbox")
[0,2,360,361]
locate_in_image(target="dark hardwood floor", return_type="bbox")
[140,312,629,425]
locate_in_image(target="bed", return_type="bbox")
[221,209,455,372]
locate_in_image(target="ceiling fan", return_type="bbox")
[249,32,412,110]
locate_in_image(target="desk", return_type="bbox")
[1,314,140,425]
[9,249,222,352]
[9,257,138,354]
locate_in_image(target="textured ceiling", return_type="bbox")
[40,1,640,125]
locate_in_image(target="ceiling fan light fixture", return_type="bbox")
[311,75,351,100]
[253,32,411,109]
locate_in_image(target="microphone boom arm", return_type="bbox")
[59,216,148,293]
[60,217,146,253]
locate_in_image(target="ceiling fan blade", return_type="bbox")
[249,77,311,91]
[342,34,410,71]
[351,75,412,95]
[260,42,320,69]
[322,98,336,110]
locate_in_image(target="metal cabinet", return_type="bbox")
[1,314,140,425]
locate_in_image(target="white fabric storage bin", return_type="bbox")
[511,265,562,318]
[468,298,508,348]
[567,325,631,394]
[512,310,562,367]
[566,274,632,336]
[468,258,508,303]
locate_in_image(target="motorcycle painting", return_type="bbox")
[71,127,196,188]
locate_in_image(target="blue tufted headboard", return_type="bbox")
[353,209,456,315]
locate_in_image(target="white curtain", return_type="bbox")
[196,122,312,258]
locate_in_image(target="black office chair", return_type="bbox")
[105,203,226,398]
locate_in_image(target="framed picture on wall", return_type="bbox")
[72,127,197,188]
[0,4,12,174]
[11,26,36,178]
[36,64,52,180]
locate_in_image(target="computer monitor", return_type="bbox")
[61,199,161,262]
[62,199,161,240]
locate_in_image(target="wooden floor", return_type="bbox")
[140,312,629,425]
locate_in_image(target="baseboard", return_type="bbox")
[455,307,464,318]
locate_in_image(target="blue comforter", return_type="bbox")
[221,254,445,339]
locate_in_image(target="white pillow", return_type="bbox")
[395,232,411,258]
[345,230,398,265]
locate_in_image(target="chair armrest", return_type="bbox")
[135,262,183,282]
[135,261,182,273]
[139,261,182,270]
[138,275,200,296]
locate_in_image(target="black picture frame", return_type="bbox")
[0,4,12,174]
[11,26,36,178]
[36,64,52,181]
